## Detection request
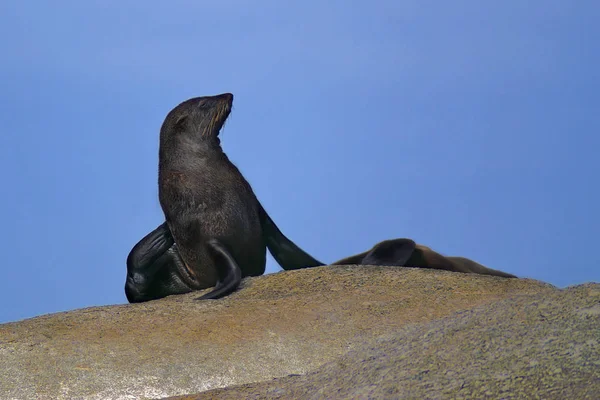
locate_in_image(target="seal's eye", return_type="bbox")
[197,98,213,110]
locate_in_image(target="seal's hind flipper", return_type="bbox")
[258,202,325,270]
[125,222,180,303]
[196,239,243,300]
[362,238,417,266]
[126,222,174,271]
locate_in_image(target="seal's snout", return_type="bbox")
[220,93,233,102]
[194,93,233,110]
[217,92,234,108]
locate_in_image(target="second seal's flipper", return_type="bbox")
[330,238,417,266]
[257,202,325,270]
[404,244,458,272]
[196,239,243,300]
[362,239,417,266]
[406,245,517,278]
[329,251,369,266]
[446,256,517,278]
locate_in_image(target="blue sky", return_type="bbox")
[1,1,598,323]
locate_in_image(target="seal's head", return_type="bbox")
[160,93,233,144]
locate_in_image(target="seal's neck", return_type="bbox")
[160,134,225,169]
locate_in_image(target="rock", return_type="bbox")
[169,283,600,400]
[0,266,553,400]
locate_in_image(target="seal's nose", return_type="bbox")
[219,93,234,102]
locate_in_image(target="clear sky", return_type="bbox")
[1,1,598,323]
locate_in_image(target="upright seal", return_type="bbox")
[126,93,322,302]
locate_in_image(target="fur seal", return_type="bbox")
[125,93,515,303]
[330,239,517,278]
[125,93,323,302]
[126,234,514,303]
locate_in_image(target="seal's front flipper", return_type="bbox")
[362,238,417,266]
[196,239,243,300]
[258,202,324,270]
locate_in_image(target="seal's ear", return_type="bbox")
[173,114,188,131]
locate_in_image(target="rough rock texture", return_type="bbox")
[0,266,553,400]
[169,283,600,400]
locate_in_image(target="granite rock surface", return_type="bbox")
[0,266,554,400]
[170,283,600,400]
